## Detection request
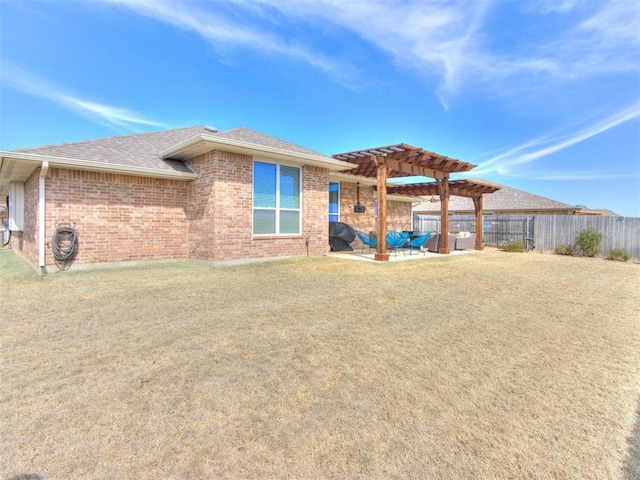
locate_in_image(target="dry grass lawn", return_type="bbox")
[1,250,639,479]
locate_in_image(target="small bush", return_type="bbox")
[555,244,573,255]
[575,228,603,257]
[502,241,526,252]
[607,248,630,262]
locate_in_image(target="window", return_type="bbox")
[329,182,340,223]
[253,161,301,235]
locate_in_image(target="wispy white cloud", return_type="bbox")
[471,102,640,176]
[531,172,639,180]
[102,0,356,87]
[522,0,580,15]
[99,0,640,107]
[0,60,170,130]
[238,0,491,103]
[579,0,640,45]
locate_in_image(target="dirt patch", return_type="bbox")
[1,250,639,479]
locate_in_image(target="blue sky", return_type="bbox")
[1,0,639,216]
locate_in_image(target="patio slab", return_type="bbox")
[328,248,480,263]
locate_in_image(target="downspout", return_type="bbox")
[39,161,49,272]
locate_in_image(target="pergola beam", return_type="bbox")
[386,158,444,179]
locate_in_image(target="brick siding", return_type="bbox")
[186,151,329,262]
[14,154,332,269]
[41,168,188,266]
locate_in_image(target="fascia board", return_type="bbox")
[329,172,378,186]
[388,194,421,203]
[0,152,198,180]
[161,134,356,172]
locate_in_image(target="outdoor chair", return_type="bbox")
[386,230,410,256]
[355,230,377,253]
[408,232,432,255]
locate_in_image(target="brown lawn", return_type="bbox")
[1,250,639,479]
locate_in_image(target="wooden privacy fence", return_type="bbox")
[534,215,640,260]
[413,214,640,259]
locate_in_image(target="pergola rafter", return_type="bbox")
[387,179,501,198]
[334,143,475,181]
[333,144,500,260]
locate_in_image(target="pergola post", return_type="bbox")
[473,196,484,250]
[438,174,450,254]
[374,154,390,261]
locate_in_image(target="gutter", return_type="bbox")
[39,161,49,272]
[0,151,198,180]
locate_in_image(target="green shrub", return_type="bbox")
[574,228,604,257]
[607,248,630,262]
[554,244,573,255]
[501,241,526,252]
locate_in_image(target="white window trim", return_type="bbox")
[253,159,303,236]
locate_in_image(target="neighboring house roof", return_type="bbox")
[574,208,621,216]
[0,126,354,197]
[413,180,579,214]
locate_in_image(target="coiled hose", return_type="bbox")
[1,228,9,247]
[52,224,78,270]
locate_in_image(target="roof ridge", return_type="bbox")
[219,126,245,134]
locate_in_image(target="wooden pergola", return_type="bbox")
[333,144,501,261]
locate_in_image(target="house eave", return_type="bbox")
[329,172,378,186]
[0,151,198,184]
[161,134,356,172]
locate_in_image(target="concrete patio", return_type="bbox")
[328,247,481,262]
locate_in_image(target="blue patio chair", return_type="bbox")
[355,230,377,253]
[407,232,433,255]
[386,230,410,256]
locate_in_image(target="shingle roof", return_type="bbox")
[413,180,578,213]
[215,127,326,157]
[9,125,329,174]
[14,125,204,174]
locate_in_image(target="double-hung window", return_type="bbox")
[253,161,301,235]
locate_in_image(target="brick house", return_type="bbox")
[0,126,416,271]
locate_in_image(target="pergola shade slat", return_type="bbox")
[387,179,500,198]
